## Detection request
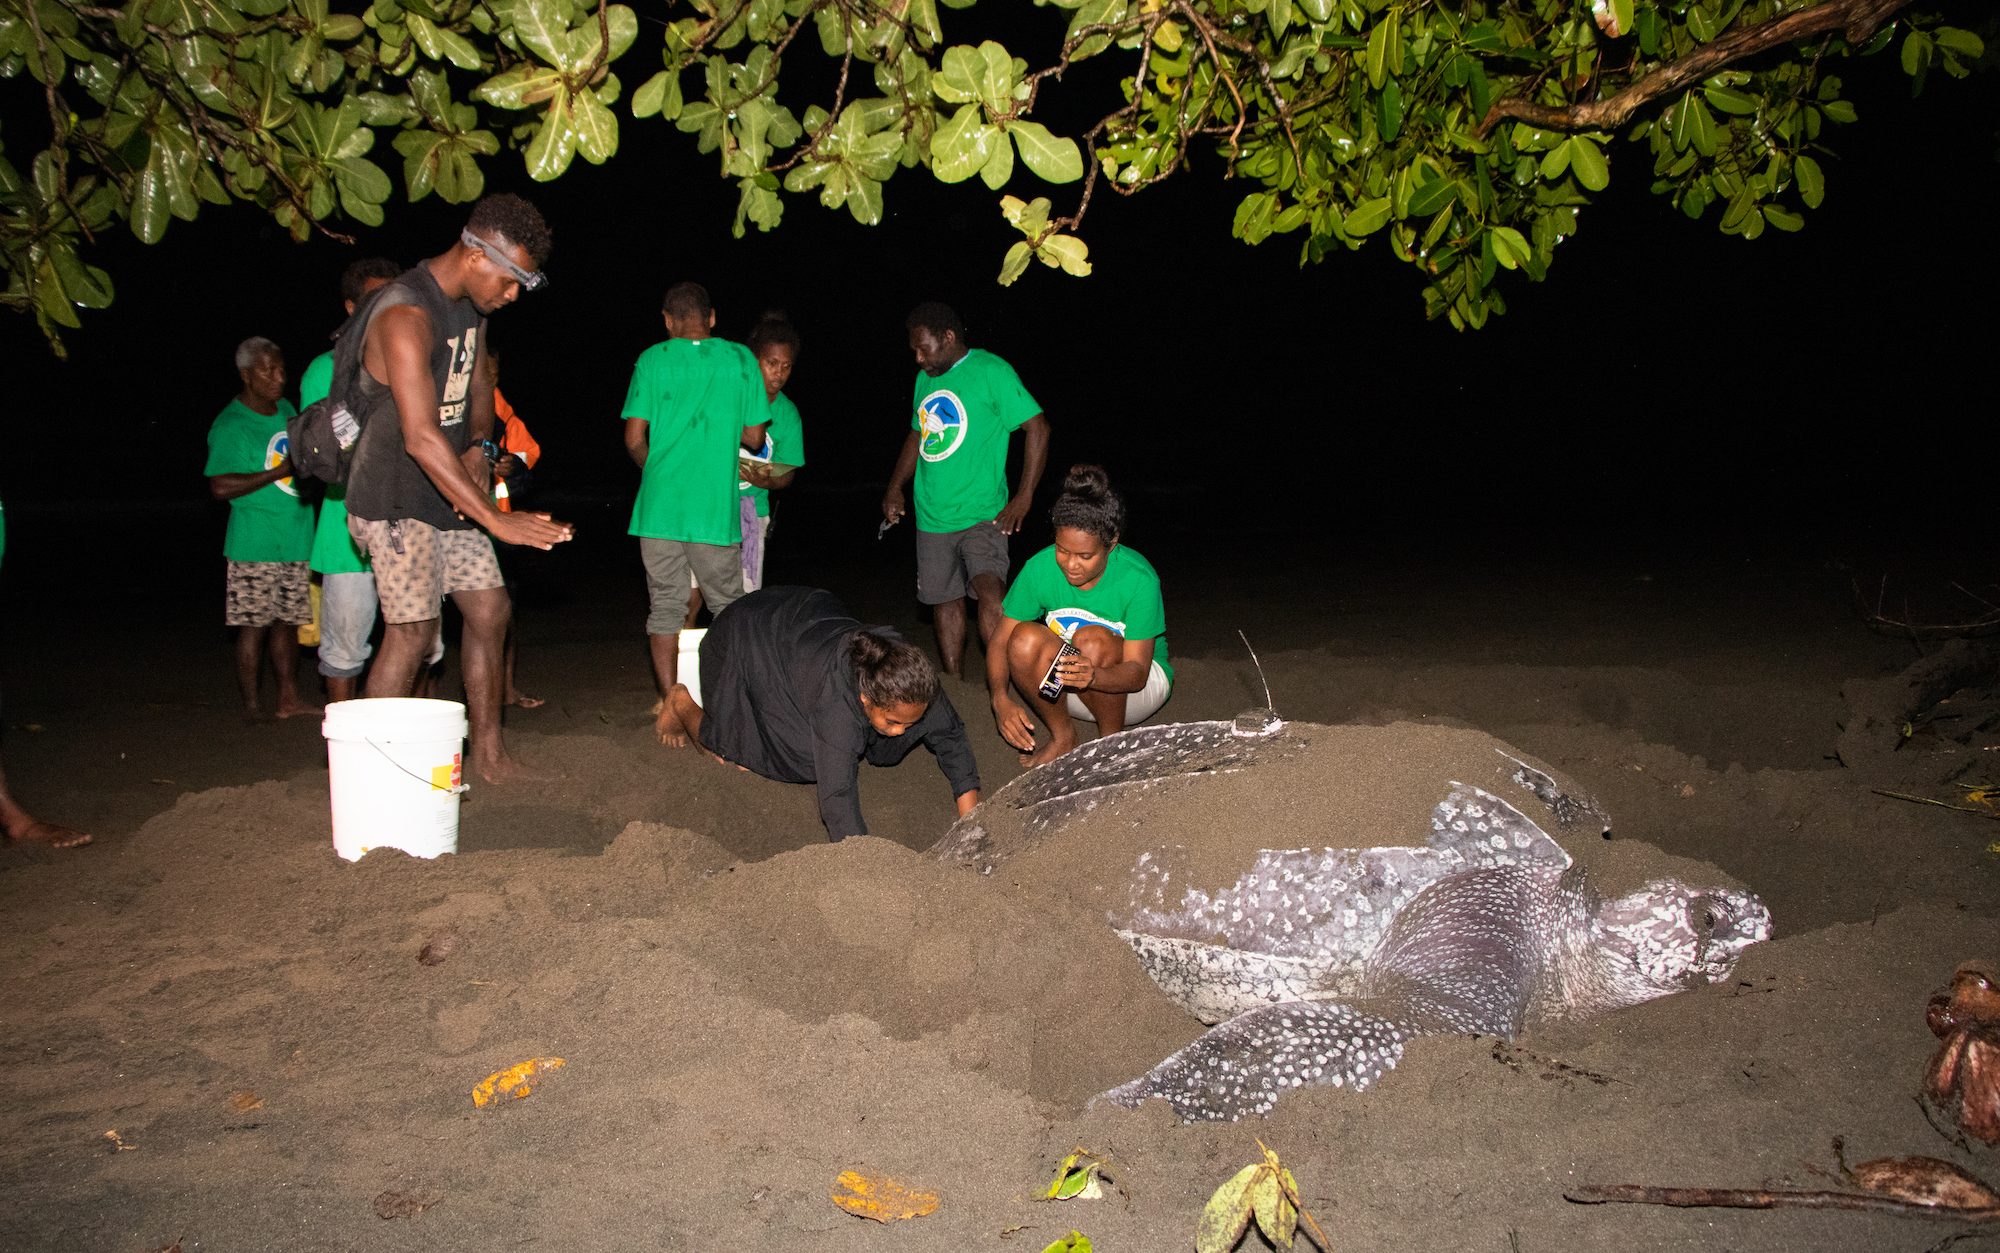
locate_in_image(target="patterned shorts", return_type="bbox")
[348,517,503,625]
[225,560,312,628]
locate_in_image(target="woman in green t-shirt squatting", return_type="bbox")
[986,465,1173,767]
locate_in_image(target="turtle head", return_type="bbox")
[1594,881,1773,998]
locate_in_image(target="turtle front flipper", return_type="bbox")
[1094,1001,1413,1123]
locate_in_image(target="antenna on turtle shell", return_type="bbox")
[1234,631,1284,737]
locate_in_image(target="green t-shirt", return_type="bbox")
[1001,543,1172,684]
[204,397,314,563]
[623,337,765,544]
[298,350,370,575]
[910,348,1040,532]
[740,391,806,519]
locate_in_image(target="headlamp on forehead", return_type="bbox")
[460,229,547,292]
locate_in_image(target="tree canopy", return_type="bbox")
[0,0,1985,351]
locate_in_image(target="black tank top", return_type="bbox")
[344,263,485,531]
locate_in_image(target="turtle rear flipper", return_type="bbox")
[1094,1000,1413,1123]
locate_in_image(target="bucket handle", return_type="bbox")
[363,736,471,795]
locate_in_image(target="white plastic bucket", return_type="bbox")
[322,698,468,861]
[680,628,706,706]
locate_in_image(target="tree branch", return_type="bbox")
[1475,0,1914,138]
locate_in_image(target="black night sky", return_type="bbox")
[3,35,1995,601]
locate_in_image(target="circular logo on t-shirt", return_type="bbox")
[917,389,968,462]
[266,430,297,497]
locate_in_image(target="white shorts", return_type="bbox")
[1067,660,1172,726]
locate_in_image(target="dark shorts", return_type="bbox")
[914,521,1009,605]
[224,561,311,628]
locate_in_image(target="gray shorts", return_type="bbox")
[643,537,743,635]
[914,521,1009,604]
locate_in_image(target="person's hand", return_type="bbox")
[273,456,296,480]
[992,697,1036,753]
[881,488,906,526]
[741,461,776,489]
[994,495,1031,534]
[490,510,574,550]
[1056,652,1094,691]
[494,453,522,480]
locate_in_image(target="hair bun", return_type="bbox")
[1061,463,1110,500]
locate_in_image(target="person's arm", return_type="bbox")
[623,417,650,470]
[742,420,771,452]
[373,304,570,549]
[209,462,292,502]
[986,614,1037,754]
[811,716,870,840]
[881,429,919,524]
[1064,637,1153,695]
[994,413,1050,534]
[908,695,983,813]
[458,333,499,490]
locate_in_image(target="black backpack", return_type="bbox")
[286,283,399,485]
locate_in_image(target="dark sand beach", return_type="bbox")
[4,496,1997,1252]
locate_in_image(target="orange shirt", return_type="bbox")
[493,388,542,469]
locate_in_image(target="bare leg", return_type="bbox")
[366,618,436,698]
[1004,623,1076,766]
[326,674,359,703]
[503,629,542,708]
[234,624,268,717]
[269,623,319,718]
[933,596,970,679]
[969,572,1007,655]
[0,760,90,848]
[683,584,704,632]
[648,632,686,746]
[454,584,536,784]
[1069,627,1130,740]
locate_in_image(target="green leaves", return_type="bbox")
[0,0,1980,353]
[1009,120,1083,183]
[997,195,1090,283]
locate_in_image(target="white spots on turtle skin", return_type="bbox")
[1101,783,1774,1122]
[1097,1001,1412,1122]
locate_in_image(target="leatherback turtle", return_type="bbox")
[931,712,1773,1123]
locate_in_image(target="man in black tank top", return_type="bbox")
[345,193,574,786]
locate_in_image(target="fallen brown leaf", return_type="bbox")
[230,1090,264,1111]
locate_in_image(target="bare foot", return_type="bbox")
[506,692,546,709]
[474,752,555,785]
[275,695,324,719]
[653,700,690,749]
[5,818,92,849]
[1022,733,1077,768]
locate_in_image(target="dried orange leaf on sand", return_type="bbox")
[830,1170,940,1222]
[230,1090,265,1111]
[470,1057,565,1108]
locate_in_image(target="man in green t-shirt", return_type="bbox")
[302,256,404,703]
[880,302,1051,679]
[621,281,771,747]
[204,337,317,719]
[0,497,91,848]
